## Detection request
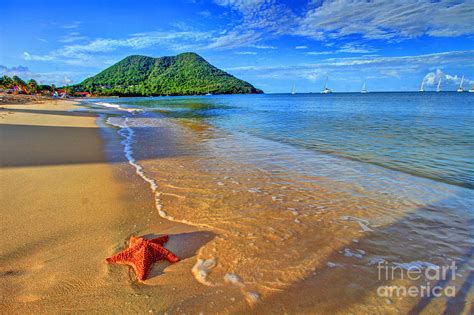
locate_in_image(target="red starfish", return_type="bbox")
[106,235,179,281]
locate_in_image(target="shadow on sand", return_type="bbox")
[0,123,182,168]
[142,231,216,279]
[0,107,99,118]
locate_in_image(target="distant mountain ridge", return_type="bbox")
[77,52,263,96]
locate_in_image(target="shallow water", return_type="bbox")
[85,93,474,312]
[96,92,474,189]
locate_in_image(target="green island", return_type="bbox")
[77,52,263,96]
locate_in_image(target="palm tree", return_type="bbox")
[64,86,74,95]
[12,75,26,87]
[0,75,13,89]
[27,79,38,94]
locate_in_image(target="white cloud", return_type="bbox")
[306,51,333,55]
[337,43,376,54]
[198,10,212,17]
[61,21,81,30]
[296,0,474,40]
[252,44,276,49]
[209,0,296,49]
[23,52,55,61]
[213,0,474,46]
[235,51,257,55]
[295,45,307,49]
[211,0,474,51]
[423,69,465,87]
[59,32,88,43]
[303,43,376,56]
[213,0,266,12]
[299,71,322,81]
[380,69,402,78]
[205,29,261,49]
[313,50,474,67]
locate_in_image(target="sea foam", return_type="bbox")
[192,258,217,286]
[96,101,141,113]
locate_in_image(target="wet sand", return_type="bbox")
[0,100,243,313]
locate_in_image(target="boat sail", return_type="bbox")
[436,78,442,92]
[457,75,464,92]
[291,84,296,95]
[361,82,368,93]
[419,78,425,92]
[321,76,332,94]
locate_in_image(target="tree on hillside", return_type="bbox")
[27,79,38,94]
[38,84,52,91]
[77,53,263,96]
[63,86,74,95]
[0,75,13,89]
[12,75,26,88]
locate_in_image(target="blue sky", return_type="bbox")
[1,0,473,92]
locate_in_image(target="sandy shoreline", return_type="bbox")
[0,99,240,313]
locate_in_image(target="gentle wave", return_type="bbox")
[95,101,142,113]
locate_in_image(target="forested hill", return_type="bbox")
[77,53,263,96]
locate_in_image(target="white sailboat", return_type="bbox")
[321,76,332,94]
[291,84,296,95]
[419,78,425,92]
[457,75,464,92]
[361,82,368,93]
[436,78,442,92]
[469,84,474,93]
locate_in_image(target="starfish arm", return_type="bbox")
[136,267,147,281]
[150,243,180,263]
[129,236,143,248]
[149,235,169,246]
[105,246,138,264]
[133,247,150,281]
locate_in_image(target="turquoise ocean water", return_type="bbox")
[89,92,473,189]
